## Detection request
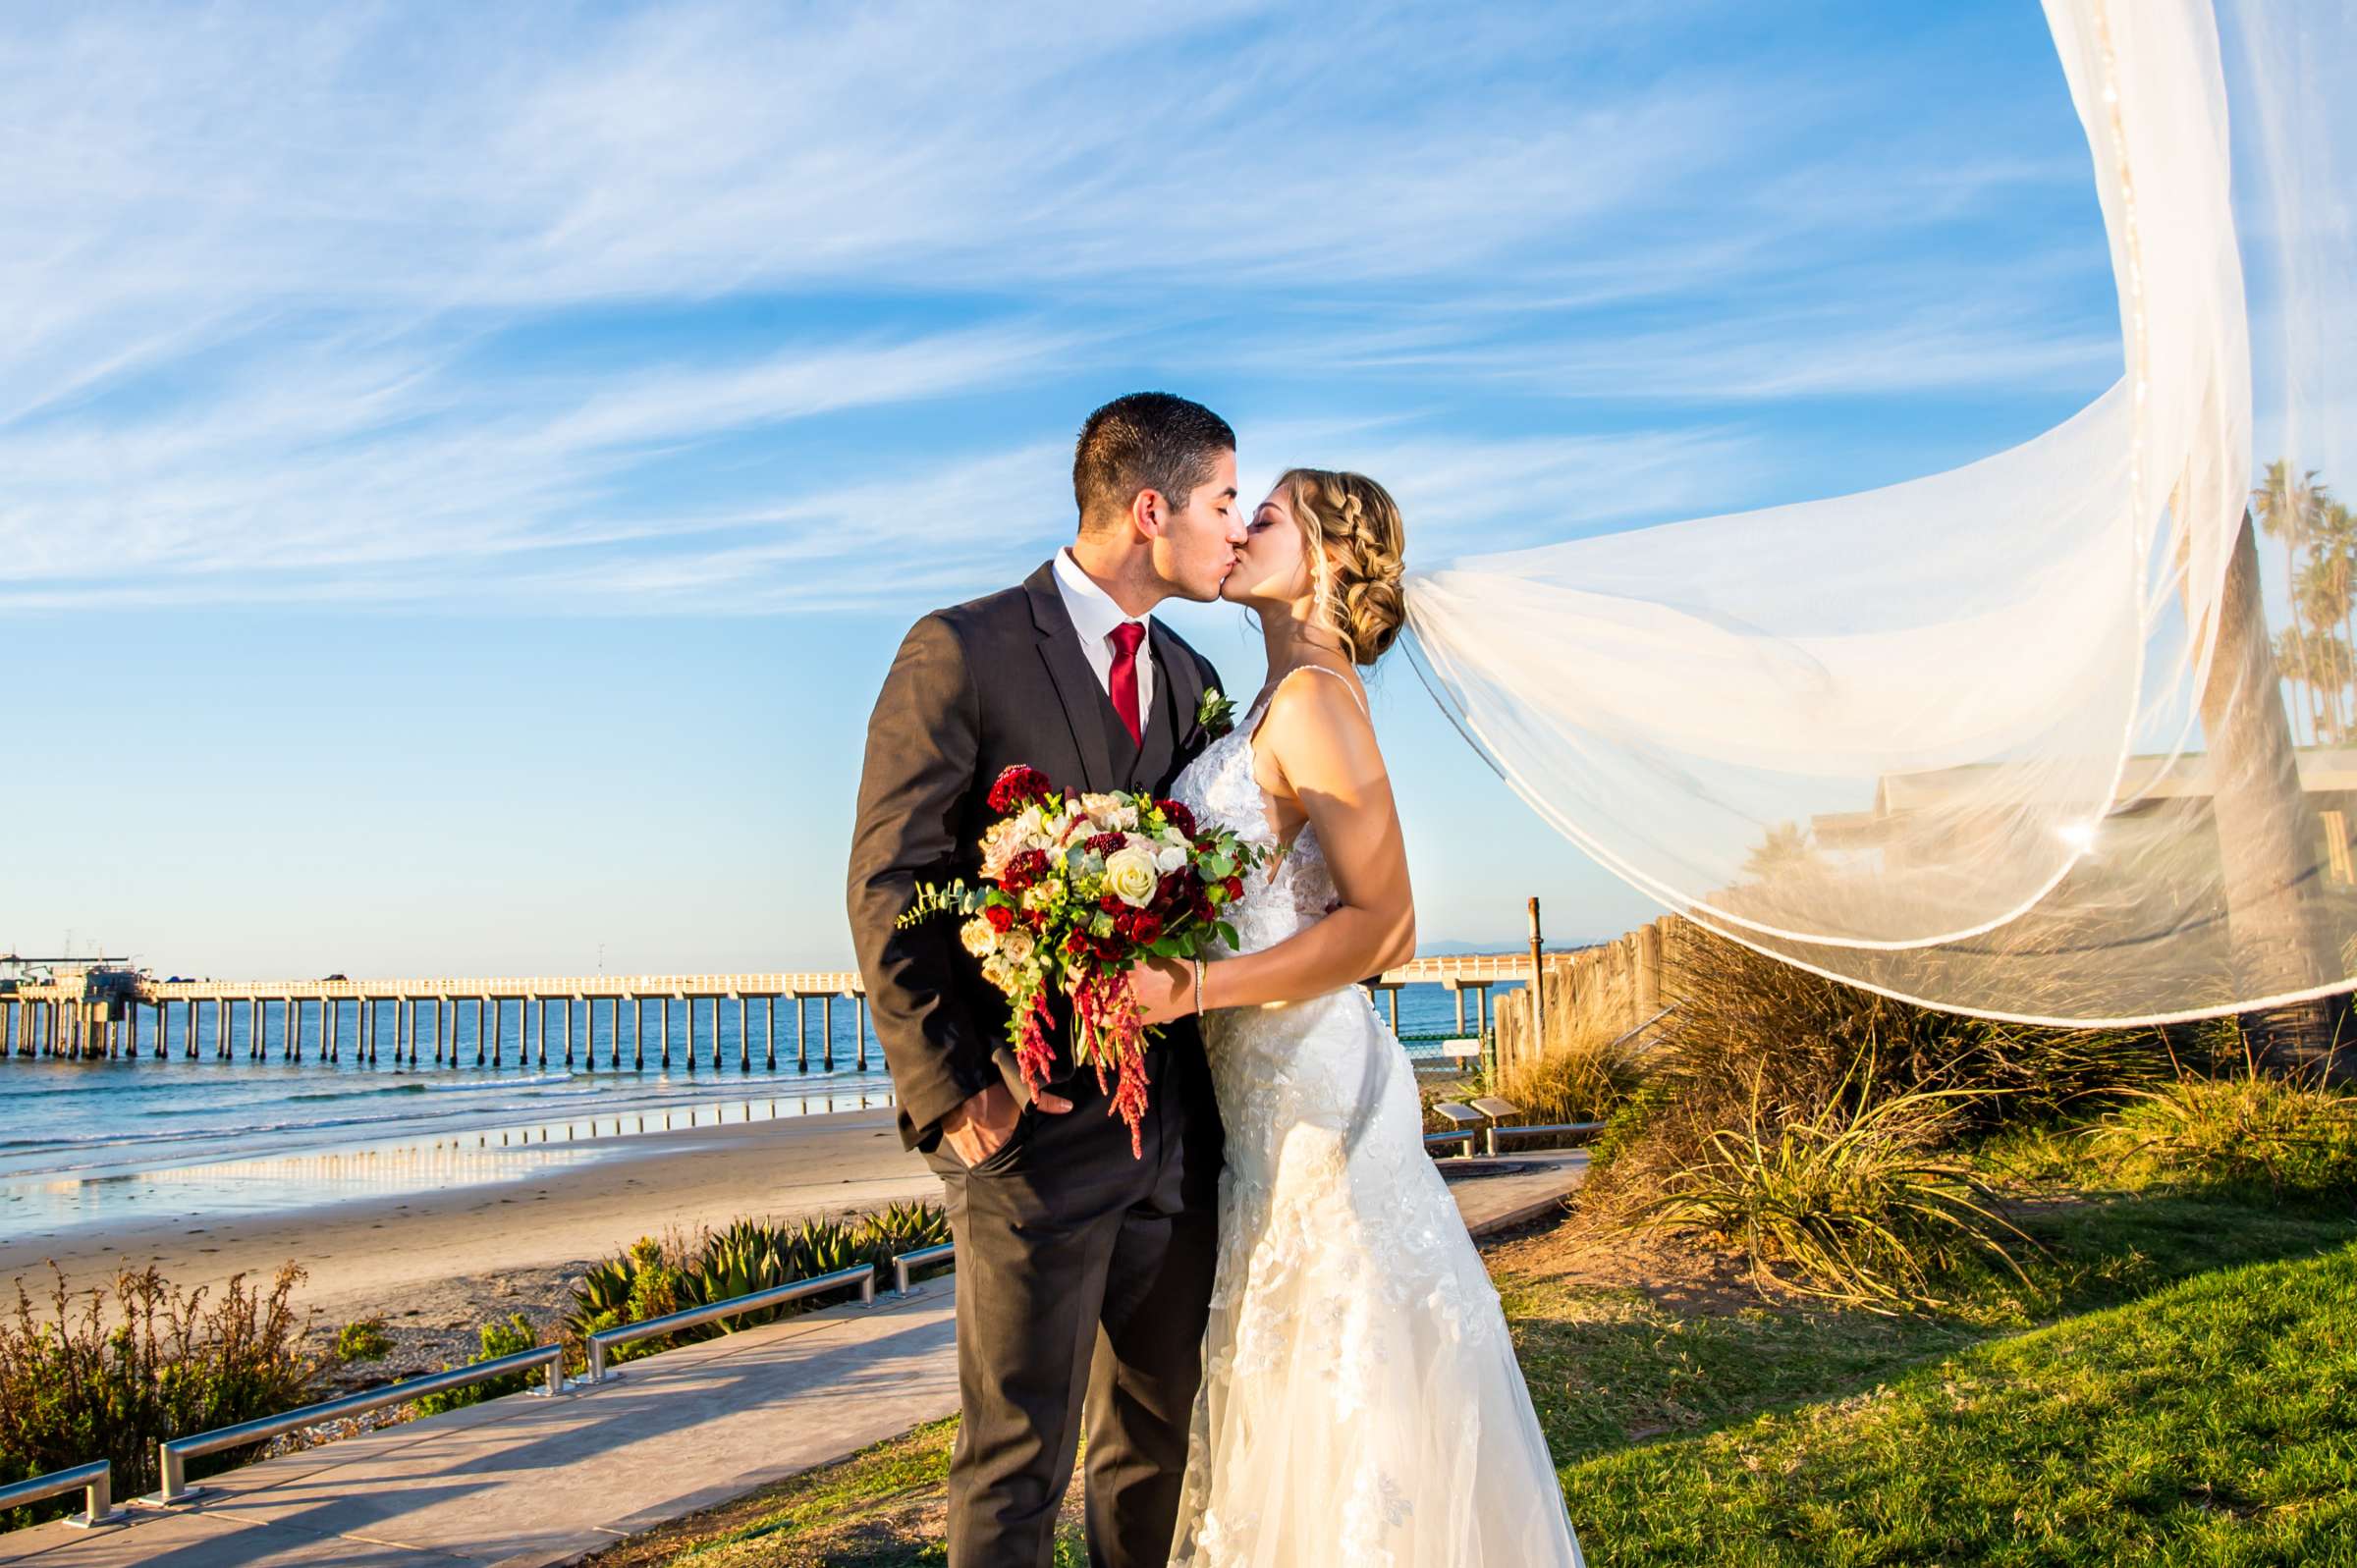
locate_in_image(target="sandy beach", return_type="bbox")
[1,1107,935,1370]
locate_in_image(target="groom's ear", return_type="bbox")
[1128,486,1172,541]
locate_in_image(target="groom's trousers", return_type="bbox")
[925,1036,1222,1568]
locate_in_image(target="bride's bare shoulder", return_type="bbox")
[1257,661,1379,771]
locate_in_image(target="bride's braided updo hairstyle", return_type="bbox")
[1278,468,1407,666]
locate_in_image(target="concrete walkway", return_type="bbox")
[1,1151,1585,1567]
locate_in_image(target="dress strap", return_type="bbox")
[1273,663,1369,723]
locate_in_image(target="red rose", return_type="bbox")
[988,765,1054,814]
[1099,892,1126,915]
[984,904,1014,933]
[1225,876,1245,901]
[1002,848,1049,891]
[1131,911,1163,945]
[1159,799,1197,838]
[1065,930,1090,956]
[1114,908,1137,937]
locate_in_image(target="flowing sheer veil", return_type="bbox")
[1403,0,2357,1027]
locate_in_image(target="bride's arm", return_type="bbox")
[1134,673,1416,1023]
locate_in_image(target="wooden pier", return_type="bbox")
[0,971,877,1072]
[0,955,1535,1068]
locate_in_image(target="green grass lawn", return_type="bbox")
[1563,1237,2357,1565]
[585,1186,2357,1567]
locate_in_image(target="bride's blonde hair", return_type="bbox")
[1277,468,1407,666]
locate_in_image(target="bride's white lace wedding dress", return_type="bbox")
[1165,667,1585,1568]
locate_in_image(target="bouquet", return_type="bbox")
[899,764,1265,1157]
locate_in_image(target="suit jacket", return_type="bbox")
[848,559,1225,1151]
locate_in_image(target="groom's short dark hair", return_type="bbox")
[1073,392,1234,532]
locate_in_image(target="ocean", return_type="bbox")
[0,982,1510,1237]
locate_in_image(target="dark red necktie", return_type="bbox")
[1108,622,1145,744]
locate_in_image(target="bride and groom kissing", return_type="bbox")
[848,393,1583,1567]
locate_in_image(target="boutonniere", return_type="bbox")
[1196,686,1236,739]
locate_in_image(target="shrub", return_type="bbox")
[2091,1071,2357,1205]
[1624,1062,2032,1314]
[0,1265,319,1527]
[334,1319,393,1363]
[1587,1080,1674,1177]
[1585,927,2172,1215]
[1496,1017,1648,1134]
[411,1314,542,1417]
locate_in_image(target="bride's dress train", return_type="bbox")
[1166,671,1584,1568]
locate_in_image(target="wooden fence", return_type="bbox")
[1492,914,1692,1079]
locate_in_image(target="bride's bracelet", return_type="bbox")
[1191,957,1205,1016]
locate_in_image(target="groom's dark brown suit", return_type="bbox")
[848,559,1226,1568]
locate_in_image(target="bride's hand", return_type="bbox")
[1127,957,1195,1027]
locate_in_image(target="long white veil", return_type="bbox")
[1404,0,2356,1028]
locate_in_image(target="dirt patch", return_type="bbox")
[1483,1205,1769,1317]
[301,1258,587,1391]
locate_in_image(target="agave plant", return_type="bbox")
[561,1254,639,1342]
[783,1216,869,1279]
[854,1200,952,1272]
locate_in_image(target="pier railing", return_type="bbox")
[150,1342,568,1505]
[0,1461,122,1529]
[584,1265,877,1383]
[894,1242,957,1294]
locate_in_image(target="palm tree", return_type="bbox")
[2253,460,2333,744]
[1742,821,1819,882]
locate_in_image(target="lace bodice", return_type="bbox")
[1169,678,1343,957]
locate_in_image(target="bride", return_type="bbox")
[1130,468,1585,1567]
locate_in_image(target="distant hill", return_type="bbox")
[1416,937,1606,957]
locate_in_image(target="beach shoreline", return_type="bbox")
[1,1106,936,1356]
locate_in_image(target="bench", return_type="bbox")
[1465,1095,1606,1156]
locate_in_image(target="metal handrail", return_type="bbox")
[1485,1119,1607,1156]
[149,1343,566,1505]
[894,1242,956,1294]
[585,1264,875,1383]
[0,1460,122,1530]
[1606,1005,1675,1054]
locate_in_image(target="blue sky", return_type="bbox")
[0,1,2128,977]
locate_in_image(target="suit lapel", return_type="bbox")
[1153,621,1207,767]
[1024,562,1115,794]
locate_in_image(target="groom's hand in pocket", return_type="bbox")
[941,1080,1071,1166]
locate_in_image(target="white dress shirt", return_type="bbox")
[1052,547,1156,725]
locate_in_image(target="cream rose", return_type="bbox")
[1102,844,1161,907]
[960,916,999,957]
[1000,927,1035,964]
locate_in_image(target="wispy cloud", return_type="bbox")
[0,1,2120,613]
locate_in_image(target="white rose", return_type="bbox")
[1155,844,1186,874]
[1102,844,1161,908]
[960,916,999,957]
[1000,927,1035,964]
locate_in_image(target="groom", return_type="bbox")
[848,392,1244,1567]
